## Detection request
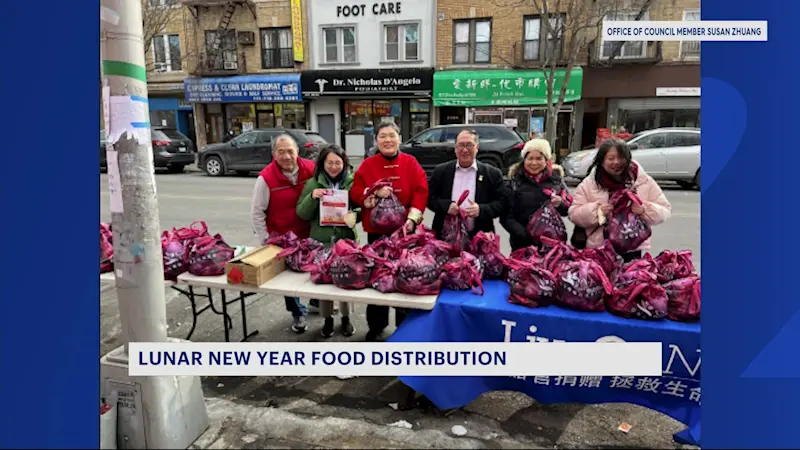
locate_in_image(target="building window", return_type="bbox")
[322,26,357,63]
[384,23,419,62]
[205,30,238,70]
[152,34,182,72]
[148,0,177,6]
[523,15,564,61]
[681,9,700,59]
[601,11,648,59]
[453,18,492,64]
[260,28,294,69]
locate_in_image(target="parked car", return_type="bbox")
[197,128,326,177]
[561,127,701,189]
[100,127,196,173]
[392,124,525,176]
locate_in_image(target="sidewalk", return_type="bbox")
[190,397,542,449]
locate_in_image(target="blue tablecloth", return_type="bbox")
[389,281,701,446]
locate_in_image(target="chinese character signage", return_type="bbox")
[290,0,304,63]
[432,68,583,107]
[184,75,303,103]
[301,68,434,97]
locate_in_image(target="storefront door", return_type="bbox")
[257,111,275,128]
[207,114,223,144]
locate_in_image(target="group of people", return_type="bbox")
[250,122,672,340]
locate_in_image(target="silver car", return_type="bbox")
[562,127,701,189]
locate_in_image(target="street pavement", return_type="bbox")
[100,171,700,449]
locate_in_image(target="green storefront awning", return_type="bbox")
[433,67,583,107]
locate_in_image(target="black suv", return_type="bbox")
[197,128,327,177]
[376,124,524,176]
[100,127,195,173]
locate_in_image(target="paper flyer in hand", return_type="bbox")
[320,189,349,226]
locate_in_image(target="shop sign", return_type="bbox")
[290,0,304,62]
[335,2,403,17]
[656,87,700,96]
[433,68,583,107]
[184,74,302,103]
[301,68,434,97]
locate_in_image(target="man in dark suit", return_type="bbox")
[427,128,509,239]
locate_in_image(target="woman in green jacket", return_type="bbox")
[296,144,359,338]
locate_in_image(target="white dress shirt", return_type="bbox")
[451,160,478,230]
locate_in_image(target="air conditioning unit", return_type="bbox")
[154,62,168,72]
[223,61,238,70]
[237,31,255,45]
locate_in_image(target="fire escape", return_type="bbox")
[185,0,256,76]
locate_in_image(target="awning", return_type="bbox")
[184,74,302,103]
[433,67,582,107]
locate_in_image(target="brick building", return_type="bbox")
[432,0,700,155]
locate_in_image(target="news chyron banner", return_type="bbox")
[602,20,768,42]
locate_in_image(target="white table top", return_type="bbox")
[100,272,175,286]
[176,270,309,296]
[101,244,438,310]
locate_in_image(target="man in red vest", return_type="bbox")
[251,134,316,333]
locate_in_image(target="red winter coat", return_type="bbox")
[350,151,429,235]
[260,158,315,239]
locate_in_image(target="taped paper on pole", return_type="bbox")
[108,95,150,145]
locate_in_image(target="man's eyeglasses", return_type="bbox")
[455,142,476,150]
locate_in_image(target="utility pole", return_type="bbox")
[100,0,208,448]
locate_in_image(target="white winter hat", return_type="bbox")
[521,139,552,161]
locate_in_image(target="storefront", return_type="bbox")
[184,74,306,147]
[607,88,700,134]
[432,68,583,157]
[580,65,700,148]
[301,68,434,156]
[148,82,196,145]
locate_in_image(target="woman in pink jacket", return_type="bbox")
[568,138,671,262]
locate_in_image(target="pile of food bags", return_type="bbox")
[267,226,499,296]
[502,236,700,323]
[99,220,237,279]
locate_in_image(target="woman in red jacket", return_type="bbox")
[350,122,429,342]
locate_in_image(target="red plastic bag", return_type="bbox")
[576,239,623,281]
[505,258,557,308]
[441,190,471,253]
[367,178,407,234]
[265,231,299,249]
[620,253,659,275]
[608,267,668,320]
[329,239,377,290]
[471,231,506,279]
[509,245,544,266]
[100,222,114,273]
[305,247,334,284]
[277,238,324,272]
[526,188,568,243]
[370,260,398,293]
[368,235,403,260]
[540,236,578,273]
[399,231,452,269]
[553,259,613,312]
[606,190,652,254]
[161,221,210,280]
[395,248,443,295]
[442,251,484,294]
[654,250,696,282]
[665,275,701,322]
[187,234,235,277]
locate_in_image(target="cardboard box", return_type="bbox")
[225,245,286,286]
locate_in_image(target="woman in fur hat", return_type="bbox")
[500,138,573,251]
